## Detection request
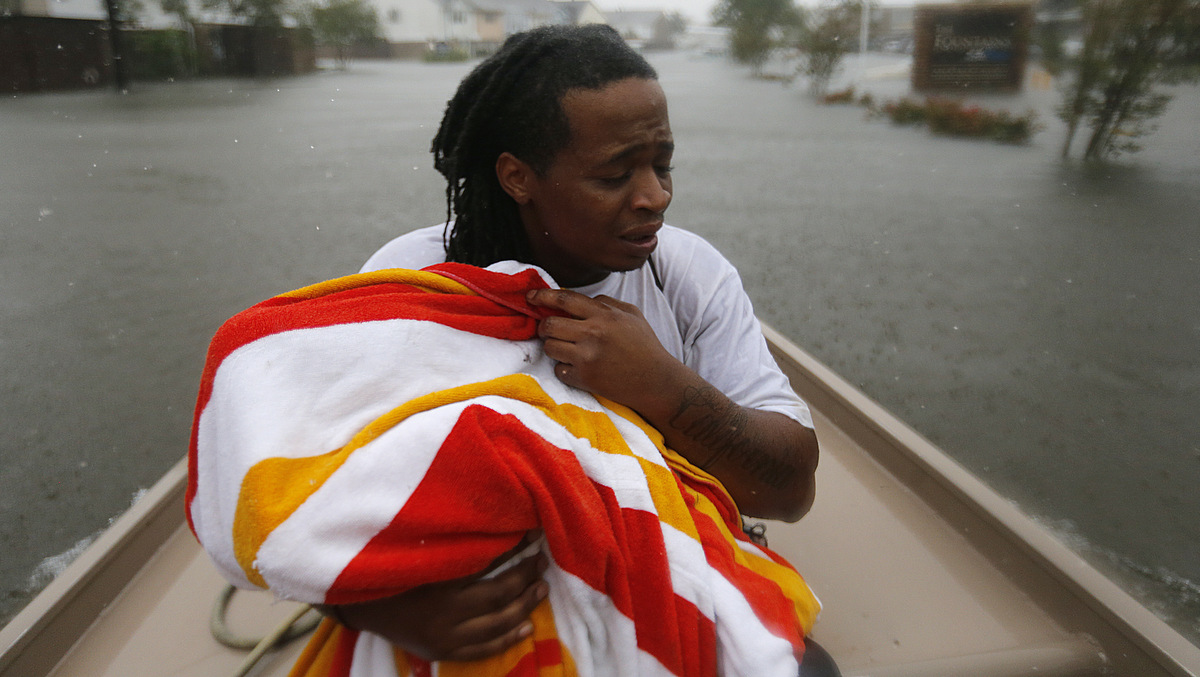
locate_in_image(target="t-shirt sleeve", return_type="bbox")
[360,225,448,273]
[667,234,814,430]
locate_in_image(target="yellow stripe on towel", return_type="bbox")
[234,375,549,586]
[234,374,684,588]
[276,269,477,300]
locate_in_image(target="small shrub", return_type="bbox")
[880,96,1039,144]
[422,46,469,62]
[882,97,927,126]
[822,86,856,104]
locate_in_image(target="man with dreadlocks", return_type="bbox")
[338,23,835,676]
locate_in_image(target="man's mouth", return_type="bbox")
[620,224,662,244]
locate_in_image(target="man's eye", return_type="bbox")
[600,172,632,185]
[656,165,675,177]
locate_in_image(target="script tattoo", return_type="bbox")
[668,385,798,491]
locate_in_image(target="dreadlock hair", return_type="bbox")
[430,24,658,267]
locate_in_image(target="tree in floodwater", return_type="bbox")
[307,0,380,69]
[795,0,876,96]
[203,0,290,27]
[1058,0,1200,161]
[712,0,805,76]
[647,11,689,50]
[152,0,200,76]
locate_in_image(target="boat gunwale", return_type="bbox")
[0,458,189,676]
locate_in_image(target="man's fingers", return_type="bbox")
[445,578,549,660]
[527,288,606,318]
[442,619,536,663]
[537,314,584,343]
[449,550,546,620]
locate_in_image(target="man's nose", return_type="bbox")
[632,170,671,212]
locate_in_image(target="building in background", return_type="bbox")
[2,0,314,91]
[3,0,702,91]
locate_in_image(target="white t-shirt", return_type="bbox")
[361,224,813,429]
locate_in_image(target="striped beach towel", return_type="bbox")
[187,262,820,677]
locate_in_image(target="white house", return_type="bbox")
[373,0,477,48]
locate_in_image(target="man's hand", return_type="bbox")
[526,289,676,410]
[321,537,549,662]
[527,288,818,522]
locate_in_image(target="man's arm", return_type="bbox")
[528,289,818,521]
[320,536,549,661]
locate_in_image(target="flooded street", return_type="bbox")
[2,52,1198,642]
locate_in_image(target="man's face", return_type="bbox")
[517,77,674,288]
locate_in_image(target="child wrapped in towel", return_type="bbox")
[187,262,821,677]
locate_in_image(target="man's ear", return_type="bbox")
[496,152,536,205]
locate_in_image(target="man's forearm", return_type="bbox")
[638,371,818,522]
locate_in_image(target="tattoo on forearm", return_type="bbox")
[669,385,797,491]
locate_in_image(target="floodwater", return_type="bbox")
[2,52,1198,645]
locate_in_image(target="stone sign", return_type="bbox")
[912,3,1032,91]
